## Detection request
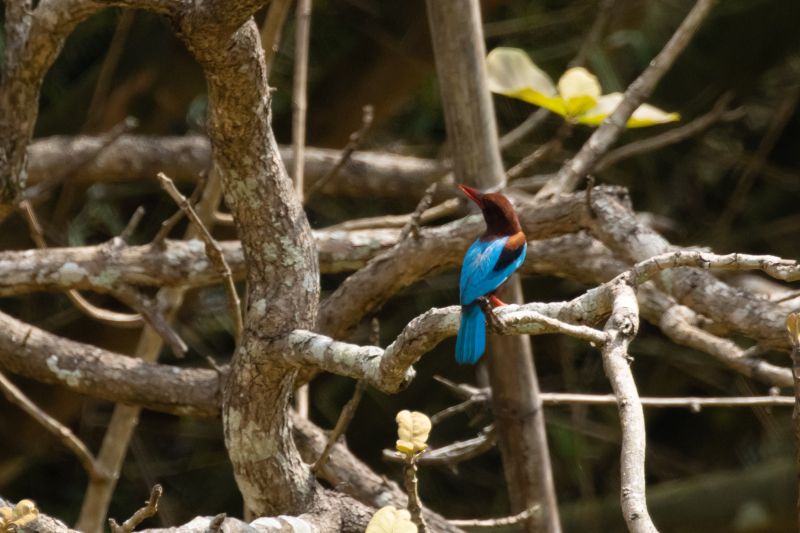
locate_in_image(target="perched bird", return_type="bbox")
[455,184,527,364]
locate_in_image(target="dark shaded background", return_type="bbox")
[2,0,800,531]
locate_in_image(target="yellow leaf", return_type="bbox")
[557,67,600,117]
[365,506,418,533]
[0,507,12,530]
[578,93,680,127]
[11,500,38,528]
[395,410,431,454]
[486,48,557,104]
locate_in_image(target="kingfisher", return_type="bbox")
[455,184,527,364]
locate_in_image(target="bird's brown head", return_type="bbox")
[459,184,522,237]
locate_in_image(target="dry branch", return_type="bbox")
[19,199,143,328]
[601,278,656,533]
[311,380,366,473]
[383,427,496,466]
[449,505,540,529]
[291,0,311,202]
[157,172,243,339]
[108,485,162,533]
[27,135,445,202]
[0,369,106,481]
[596,93,744,171]
[306,105,374,200]
[260,0,293,74]
[0,228,399,296]
[537,0,719,197]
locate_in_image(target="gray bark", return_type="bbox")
[425,1,562,531]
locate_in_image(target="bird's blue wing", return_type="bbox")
[460,237,526,304]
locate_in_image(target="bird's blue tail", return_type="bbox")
[455,303,486,364]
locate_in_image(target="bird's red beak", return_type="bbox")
[458,184,484,206]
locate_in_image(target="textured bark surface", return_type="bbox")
[173,13,321,516]
[27,135,445,201]
[0,228,398,296]
[0,0,100,219]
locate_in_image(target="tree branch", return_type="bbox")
[0,228,400,296]
[157,172,243,340]
[0,369,107,481]
[601,277,656,533]
[27,135,446,202]
[0,308,220,417]
[283,304,608,393]
[536,0,719,198]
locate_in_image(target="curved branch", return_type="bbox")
[588,188,793,349]
[601,277,657,533]
[537,0,719,197]
[317,190,591,338]
[284,304,608,393]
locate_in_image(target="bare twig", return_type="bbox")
[157,172,243,340]
[305,105,374,199]
[311,380,366,473]
[291,0,312,202]
[309,310,375,474]
[596,93,743,171]
[499,0,616,152]
[325,198,459,232]
[384,427,496,466]
[151,173,207,246]
[630,250,800,283]
[540,392,795,410]
[499,108,550,152]
[261,0,293,75]
[403,454,428,532]
[84,11,135,128]
[435,381,795,412]
[399,181,438,240]
[569,0,616,68]
[507,121,573,180]
[659,303,792,388]
[110,285,188,358]
[0,369,106,481]
[27,135,446,202]
[18,199,144,327]
[449,504,540,529]
[715,80,800,233]
[536,0,719,198]
[120,206,146,243]
[77,165,224,533]
[430,393,489,424]
[108,484,162,533]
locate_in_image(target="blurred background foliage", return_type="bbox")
[1,0,800,531]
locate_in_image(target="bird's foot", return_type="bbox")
[488,294,507,307]
[477,296,504,333]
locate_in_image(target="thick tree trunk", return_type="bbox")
[177,14,321,516]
